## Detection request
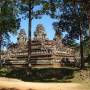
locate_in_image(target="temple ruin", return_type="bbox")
[1,24,76,68]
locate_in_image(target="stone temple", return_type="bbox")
[1,24,76,68]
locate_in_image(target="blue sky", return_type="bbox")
[10,15,58,43]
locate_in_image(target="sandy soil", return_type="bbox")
[0,77,88,90]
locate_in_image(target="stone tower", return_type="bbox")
[54,30,62,41]
[17,29,27,48]
[34,24,47,41]
[54,30,63,47]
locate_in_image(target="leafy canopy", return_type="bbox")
[53,0,89,46]
[0,0,20,46]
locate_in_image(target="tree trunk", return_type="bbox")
[88,14,90,56]
[80,22,84,69]
[27,0,32,75]
[87,14,90,38]
[89,22,90,38]
[0,33,2,67]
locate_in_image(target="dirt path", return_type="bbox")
[0,77,89,90]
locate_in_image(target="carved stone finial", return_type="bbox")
[19,29,26,35]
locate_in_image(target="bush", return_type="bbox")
[0,68,10,77]
[25,68,74,82]
[0,67,75,82]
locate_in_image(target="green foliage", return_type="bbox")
[0,68,10,77]
[4,68,74,82]
[19,0,44,19]
[19,0,62,19]
[52,0,90,43]
[53,1,89,40]
[0,0,20,46]
[52,0,90,69]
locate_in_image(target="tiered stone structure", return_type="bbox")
[1,24,75,68]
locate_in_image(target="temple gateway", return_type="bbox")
[1,24,76,68]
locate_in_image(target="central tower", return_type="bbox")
[34,24,47,41]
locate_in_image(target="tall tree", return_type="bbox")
[19,0,42,71]
[0,0,20,62]
[53,0,89,69]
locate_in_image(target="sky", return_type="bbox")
[10,15,58,43]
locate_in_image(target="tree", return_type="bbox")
[19,0,60,71]
[0,0,20,62]
[53,0,89,69]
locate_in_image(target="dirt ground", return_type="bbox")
[0,77,89,90]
